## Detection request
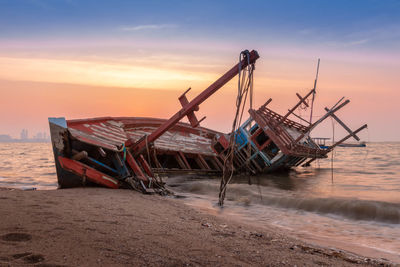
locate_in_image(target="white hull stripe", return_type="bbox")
[102,176,118,185]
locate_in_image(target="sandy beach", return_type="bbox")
[0,187,394,266]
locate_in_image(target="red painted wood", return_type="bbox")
[198,154,211,170]
[179,152,191,169]
[138,154,154,178]
[213,134,229,154]
[175,153,188,169]
[126,151,148,182]
[213,156,224,170]
[179,93,200,127]
[58,156,119,189]
[250,128,264,149]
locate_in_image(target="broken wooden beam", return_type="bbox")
[179,151,191,170]
[302,124,368,167]
[329,124,368,150]
[324,107,360,141]
[294,99,350,144]
[290,111,311,125]
[281,88,315,123]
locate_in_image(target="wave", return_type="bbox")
[172,180,400,224]
[259,196,400,224]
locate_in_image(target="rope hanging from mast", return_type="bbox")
[218,50,256,207]
[309,58,320,125]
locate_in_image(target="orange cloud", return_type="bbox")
[0,56,215,90]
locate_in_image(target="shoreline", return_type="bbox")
[182,195,400,265]
[0,187,396,266]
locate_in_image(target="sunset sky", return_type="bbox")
[0,0,399,141]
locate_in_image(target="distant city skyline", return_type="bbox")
[0,128,50,142]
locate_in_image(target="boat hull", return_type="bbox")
[49,116,224,190]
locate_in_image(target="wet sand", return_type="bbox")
[0,187,394,266]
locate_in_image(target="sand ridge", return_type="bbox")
[0,187,394,266]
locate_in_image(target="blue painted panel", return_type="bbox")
[111,153,130,179]
[87,157,118,174]
[235,128,248,148]
[48,117,67,128]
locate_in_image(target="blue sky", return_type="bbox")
[1,0,400,51]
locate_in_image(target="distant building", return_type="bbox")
[20,129,28,140]
[0,134,12,142]
[34,132,43,139]
[0,130,50,143]
[33,131,50,141]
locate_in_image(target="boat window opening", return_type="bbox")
[263,141,280,158]
[69,140,91,156]
[195,156,205,169]
[205,158,218,171]
[68,141,118,176]
[261,152,271,161]
[157,154,181,169]
[249,124,259,134]
[174,154,187,169]
[254,131,269,147]
[213,142,225,154]
[186,156,202,169]
[150,154,161,168]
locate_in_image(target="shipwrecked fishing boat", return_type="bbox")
[49,116,223,193]
[49,50,367,193]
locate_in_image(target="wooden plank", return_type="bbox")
[329,124,368,149]
[324,107,360,141]
[208,156,221,171]
[198,154,211,170]
[179,151,191,170]
[294,99,350,143]
[281,89,315,122]
[152,152,162,169]
[126,151,149,182]
[138,154,154,178]
[58,156,119,189]
[174,153,188,169]
[214,156,224,170]
[296,93,309,107]
[290,111,311,125]
[261,98,272,108]
[303,124,367,167]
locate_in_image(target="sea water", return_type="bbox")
[0,142,399,262]
[0,143,57,190]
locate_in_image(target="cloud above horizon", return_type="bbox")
[119,24,178,32]
[0,56,215,90]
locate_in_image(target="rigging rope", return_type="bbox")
[331,118,335,183]
[309,59,320,124]
[218,50,255,207]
